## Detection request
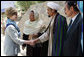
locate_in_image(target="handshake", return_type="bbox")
[26,40,36,46]
[22,38,39,50]
[25,40,36,46]
[25,34,40,46]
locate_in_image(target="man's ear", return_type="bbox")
[70,6,74,12]
[52,9,54,12]
[52,9,55,13]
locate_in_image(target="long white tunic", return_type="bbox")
[38,16,55,56]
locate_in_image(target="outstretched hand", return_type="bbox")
[24,38,39,46]
[25,40,36,46]
[29,40,36,46]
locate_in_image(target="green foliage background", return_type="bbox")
[15,1,45,11]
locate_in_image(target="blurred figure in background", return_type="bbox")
[77,1,83,53]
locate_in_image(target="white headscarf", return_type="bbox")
[47,2,60,10]
[23,10,43,35]
[34,10,39,20]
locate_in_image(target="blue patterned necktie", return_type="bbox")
[69,19,72,27]
[67,19,72,32]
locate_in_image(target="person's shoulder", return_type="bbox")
[60,14,66,19]
[7,25,15,31]
[77,18,83,26]
[57,14,66,22]
[24,20,29,24]
[77,13,83,23]
[39,19,43,24]
[7,25,15,29]
[25,20,29,23]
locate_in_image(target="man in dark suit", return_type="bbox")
[63,1,83,56]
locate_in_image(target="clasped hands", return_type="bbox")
[25,34,39,46]
[23,34,39,50]
[28,34,38,46]
[22,39,37,50]
[26,39,37,46]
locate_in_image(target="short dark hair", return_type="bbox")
[65,1,80,12]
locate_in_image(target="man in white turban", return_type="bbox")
[47,2,60,11]
[28,2,68,56]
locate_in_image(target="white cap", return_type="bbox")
[47,2,60,10]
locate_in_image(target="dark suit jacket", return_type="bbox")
[63,13,83,56]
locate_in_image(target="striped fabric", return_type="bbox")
[52,14,67,56]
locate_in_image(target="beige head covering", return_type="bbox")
[29,10,39,20]
[33,10,39,20]
[23,10,43,35]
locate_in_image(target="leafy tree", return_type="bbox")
[15,1,45,11]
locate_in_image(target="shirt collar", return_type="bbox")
[71,13,79,23]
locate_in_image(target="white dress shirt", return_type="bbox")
[71,13,79,25]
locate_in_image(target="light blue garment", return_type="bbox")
[77,1,83,17]
[77,1,83,52]
[77,1,83,13]
[81,24,83,51]
[6,19,21,37]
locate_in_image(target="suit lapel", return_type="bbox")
[67,13,82,35]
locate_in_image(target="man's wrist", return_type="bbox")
[34,38,41,43]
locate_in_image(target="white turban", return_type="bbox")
[47,2,60,10]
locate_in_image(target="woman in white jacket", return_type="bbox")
[4,7,31,56]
